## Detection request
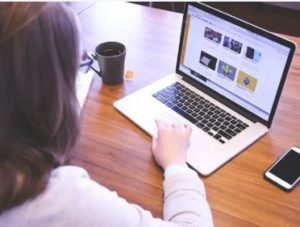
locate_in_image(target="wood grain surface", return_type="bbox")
[70,2,300,226]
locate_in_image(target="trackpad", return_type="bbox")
[144,112,184,137]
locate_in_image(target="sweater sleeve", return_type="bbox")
[163,171,214,227]
[61,167,214,227]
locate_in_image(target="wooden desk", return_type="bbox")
[71,2,300,226]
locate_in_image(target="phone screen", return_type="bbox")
[269,149,300,184]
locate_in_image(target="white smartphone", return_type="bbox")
[264,146,300,191]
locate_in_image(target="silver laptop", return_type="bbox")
[114,2,296,175]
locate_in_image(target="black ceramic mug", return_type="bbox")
[89,41,126,85]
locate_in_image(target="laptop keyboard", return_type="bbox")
[152,82,249,144]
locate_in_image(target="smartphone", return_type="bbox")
[264,146,300,191]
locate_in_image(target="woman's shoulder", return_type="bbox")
[0,166,115,227]
[50,165,90,181]
[46,165,113,200]
[47,165,115,199]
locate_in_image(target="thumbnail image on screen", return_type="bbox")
[204,27,222,44]
[199,51,217,70]
[236,70,258,93]
[223,36,243,54]
[217,60,237,81]
[245,46,262,62]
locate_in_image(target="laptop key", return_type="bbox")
[201,119,208,124]
[165,102,174,107]
[220,125,227,130]
[236,123,246,130]
[243,123,249,128]
[182,106,188,111]
[208,131,214,136]
[191,112,198,117]
[174,82,181,88]
[219,139,225,144]
[160,98,168,104]
[223,121,230,126]
[207,123,214,128]
[231,120,237,125]
[173,100,179,105]
[203,127,210,132]
[196,116,203,121]
[203,114,211,119]
[225,116,232,121]
[225,128,236,136]
[214,121,221,126]
[218,130,232,140]
[171,106,197,124]
[228,124,235,129]
[158,90,170,98]
[212,126,219,131]
[214,134,221,140]
[196,122,205,128]
[218,118,225,122]
[234,128,241,133]
[212,114,219,119]
[187,109,193,114]
[209,118,216,123]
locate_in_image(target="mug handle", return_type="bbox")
[81,51,101,76]
[87,52,101,77]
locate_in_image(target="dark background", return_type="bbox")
[133,2,300,37]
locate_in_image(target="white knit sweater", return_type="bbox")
[0,165,213,227]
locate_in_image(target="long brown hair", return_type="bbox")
[0,3,80,214]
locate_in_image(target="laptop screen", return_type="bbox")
[177,3,295,126]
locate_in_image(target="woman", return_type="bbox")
[0,3,213,226]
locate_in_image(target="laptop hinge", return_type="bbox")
[182,76,258,123]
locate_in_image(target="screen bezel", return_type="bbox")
[176,2,296,128]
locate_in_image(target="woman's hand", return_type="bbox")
[152,119,192,170]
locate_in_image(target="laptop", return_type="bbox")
[114,2,296,175]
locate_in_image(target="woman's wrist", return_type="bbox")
[164,164,198,178]
[162,159,187,170]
